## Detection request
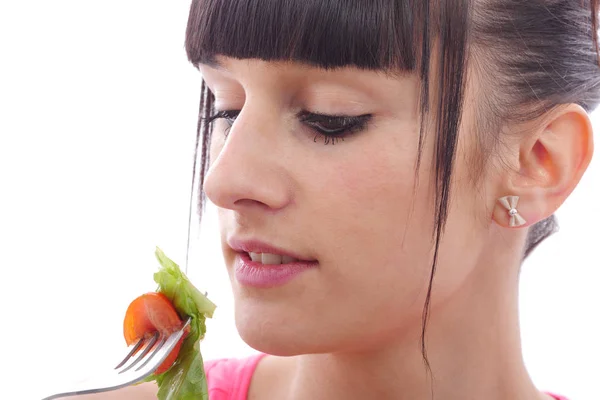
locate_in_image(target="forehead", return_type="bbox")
[199,55,411,81]
[200,55,418,94]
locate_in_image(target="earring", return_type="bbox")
[498,195,527,227]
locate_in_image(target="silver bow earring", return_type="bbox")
[498,195,527,227]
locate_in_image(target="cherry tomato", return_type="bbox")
[123,292,187,374]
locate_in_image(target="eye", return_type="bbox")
[205,109,240,137]
[298,111,372,145]
[205,109,372,145]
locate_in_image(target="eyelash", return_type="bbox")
[205,109,372,145]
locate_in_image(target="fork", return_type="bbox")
[41,318,191,399]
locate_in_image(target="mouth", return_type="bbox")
[228,238,318,265]
[231,243,319,288]
[247,251,304,265]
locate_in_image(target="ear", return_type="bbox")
[493,104,594,228]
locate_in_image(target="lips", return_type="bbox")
[233,250,318,288]
[227,238,319,287]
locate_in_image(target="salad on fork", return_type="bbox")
[125,247,217,400]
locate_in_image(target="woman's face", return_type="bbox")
[200,56,490,355]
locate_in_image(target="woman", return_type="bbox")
[80,0,599,399]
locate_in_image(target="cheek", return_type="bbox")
[416,133,491,303]
[317,122,434,265]
[318,121,423,217]
[301,127,440,327]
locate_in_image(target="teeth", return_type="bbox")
[261,253,282,265]
[248,252,299,265]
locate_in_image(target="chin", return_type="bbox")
[233,300,339,356]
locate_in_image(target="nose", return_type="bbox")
[203,105,292,212]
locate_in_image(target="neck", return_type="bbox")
[287,227,546,400]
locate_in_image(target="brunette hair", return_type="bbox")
[184,0,600,377]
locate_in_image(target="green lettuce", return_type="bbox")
[145,247,216,400]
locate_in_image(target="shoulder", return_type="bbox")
[205,353,267,400]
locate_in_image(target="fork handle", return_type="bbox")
[40,373,149,400]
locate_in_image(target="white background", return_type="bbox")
[0,1,598,399]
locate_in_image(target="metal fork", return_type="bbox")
[41,318,191,399]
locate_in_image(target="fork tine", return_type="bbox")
[135,337,167,371]
[117,332,160,374]
[133,321,189,375]
[135,318,190,373]
[114,337,145,369]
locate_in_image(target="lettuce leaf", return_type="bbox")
[145,247,216,400]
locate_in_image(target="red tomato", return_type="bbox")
[123,292,187,374]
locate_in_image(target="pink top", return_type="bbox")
[204,354,568,400]
[204,353,267,400]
